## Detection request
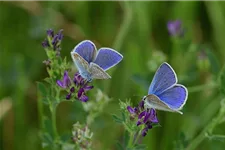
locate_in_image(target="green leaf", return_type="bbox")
[133,144,147,150]
[124,130,129,147]
[61,143,75,150]
[37,82,48,97]
[116,141,124,150]
[219,65,225,96]
[205,48,220,76]
[112,114,123,123]
[41,132,53,148]
[122,112,126,121]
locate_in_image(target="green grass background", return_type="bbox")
[0,1,225,150]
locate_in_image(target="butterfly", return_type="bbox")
[143,62,188,114]
[71,40,123,82]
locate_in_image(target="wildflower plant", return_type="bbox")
[38,29,115,149]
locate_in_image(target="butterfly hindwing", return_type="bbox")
[148,62,177,96]
[157,84,188,110]
[144,94,183,114]
[72,40,97,63]
[89,62,111,79]
[93,48,123,71]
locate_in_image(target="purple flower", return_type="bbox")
[42,29,64,54]
[57,71,71,88]
[167,20,184,37]
[57,71,94,102]
[58,29,64,40]
[74,73,85,86]
[66,93,72,100]
[127,106,135,114]
[127,100,159,137]
[42,40,49,49]
[47,29,54,38]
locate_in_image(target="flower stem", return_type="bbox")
[51,104,59,144]
[187,82,218,93]
[113,1,132,50]
[127,132,134,148]
[185,100,225,150]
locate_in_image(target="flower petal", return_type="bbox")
[83,85,94,91]
[139,100,144,109]
[79,95,88,102]
[70,87,75,93]
[141,127,148,137]
[78,88,84,98]
[66,93,71,100]
[149,109,158,123]
[57,80,65,88]
[63,71,71,87]
[127,106,135,114]
[138,111,146,119]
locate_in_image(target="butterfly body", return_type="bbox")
[71,40,123,81]
[143,62,188,114]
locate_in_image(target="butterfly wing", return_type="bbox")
[71,52,92,80]
[72,40,97,63]
[144,94,183,114]
[156,84,188,110]
[89,62,111,79]
[148,62,177,96]
[93,48,123,71]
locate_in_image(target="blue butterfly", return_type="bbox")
[71,40,123,82]
[143,62,188,114]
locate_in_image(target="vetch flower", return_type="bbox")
[41,29,64,55]
[57,71,94,102]
[167,20,184,37]
[127,100,159,137]
[56,71,71,89]
[72,122,93,149]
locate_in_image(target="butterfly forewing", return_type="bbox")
[71,52,90,76]
[93,48,123,71]
[148,62,177,96]
[73,40,97,63]
[89,62,111,79]
[144,94,183,114]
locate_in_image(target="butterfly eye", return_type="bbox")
[143,96,147,101]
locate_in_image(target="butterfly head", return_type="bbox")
[142,96,147,101]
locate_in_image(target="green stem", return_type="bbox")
[127,132,134,148]
[187,82,218,93]
[113,1,132,50]
[185,103,225,150]
[51,106,59,140]
[206,134,225,140]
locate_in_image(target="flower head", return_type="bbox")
[57,71,71,89]
[72,122,93,149]
[127,100,159,137]
[57,71,94,102]
[167,20,184,37]
[42,29,64,55]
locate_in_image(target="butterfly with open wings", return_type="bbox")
[143,62,188,114]
[71,40,123,82]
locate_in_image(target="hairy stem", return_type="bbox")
[185,100,225,150]
[187,82,218,93]
[113,1,132,50]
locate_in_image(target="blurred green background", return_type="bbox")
[1,1,225,150]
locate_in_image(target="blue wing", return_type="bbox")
[157,84,188,110]
[71,52,92,80]
[93,48,123,71]
[72,40,97,63]
[148,62,177,95]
